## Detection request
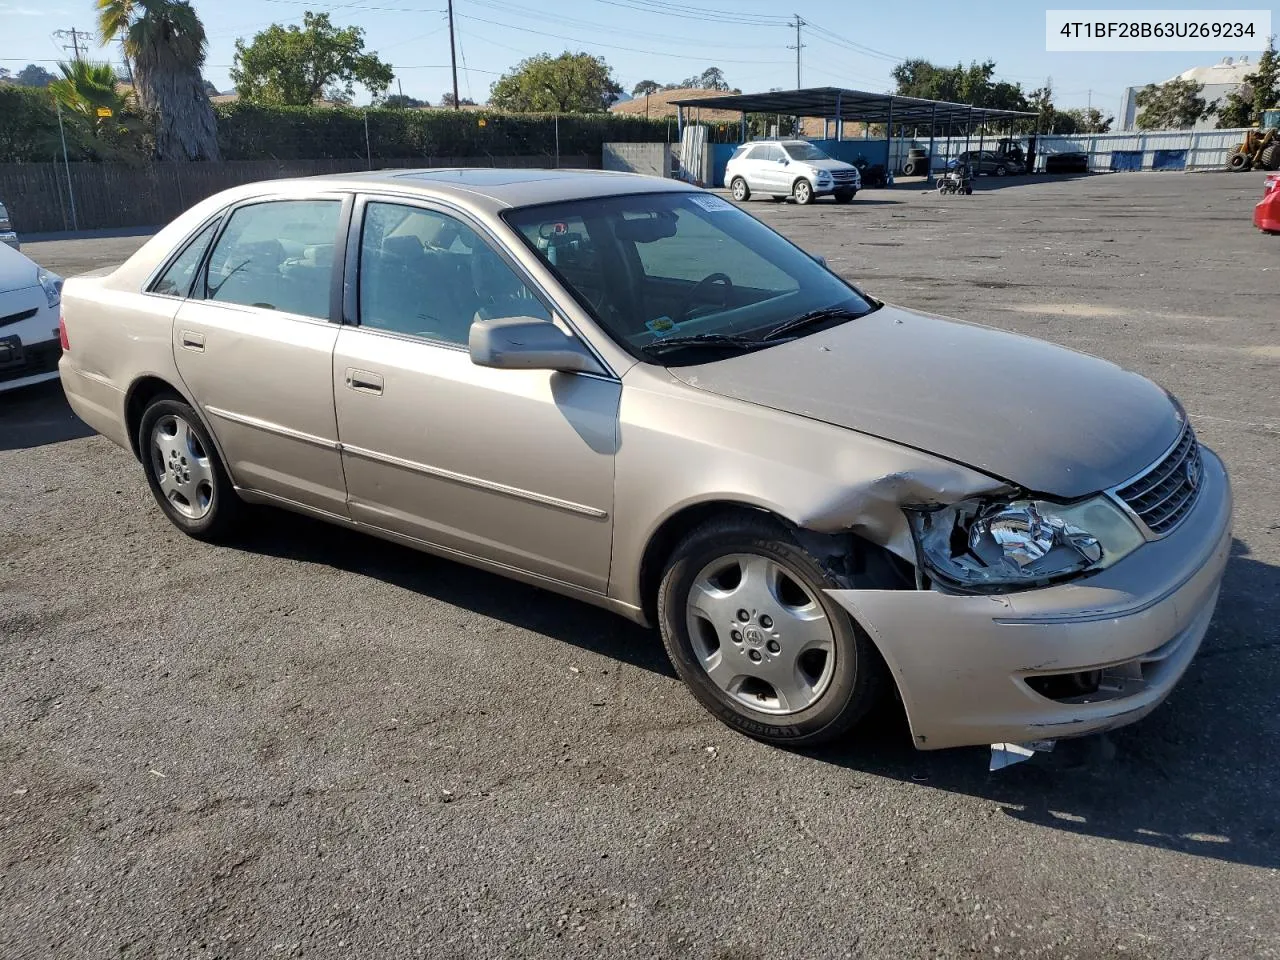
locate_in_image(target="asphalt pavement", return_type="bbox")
[2,171,1278,959]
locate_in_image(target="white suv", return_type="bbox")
[725,140,861,205]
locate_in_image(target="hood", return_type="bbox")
[0,241,37,294]
[804,159,856,173]
[669,305,1182,499]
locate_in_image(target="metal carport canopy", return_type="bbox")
[669,86,1036,128]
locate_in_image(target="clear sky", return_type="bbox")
[2,0,1274,114]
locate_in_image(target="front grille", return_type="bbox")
[1114,425,1203,535]
[831,170,858,183]
[0,307,38,329]
[0,339,61,384]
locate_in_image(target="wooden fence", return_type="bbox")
[0,155,594,234]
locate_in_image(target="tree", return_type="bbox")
[489,51,621,113]
[16,64,56,88]
[681,66,732,91]
[96,0,220,161]
[632,79,660,97]
[48,59,148,159]
[203,78,218,97]
[384,93,427,108]
[440,91,476,107]
[231,11,394,106]
[1060,107,1112,134]
[1216,37,1278,128]
[1135,77,1207,130]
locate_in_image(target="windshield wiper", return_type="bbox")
[757,305,874,342]
[639,333,768,359]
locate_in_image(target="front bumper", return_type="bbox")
[1254,190,1280,232]
[828,447,1232,750]
[813,178,860,195]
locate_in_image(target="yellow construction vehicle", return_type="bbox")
[1228,126,1279,171]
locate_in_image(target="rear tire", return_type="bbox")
[994,164,1008,177]
[1259,144,1280,171]
[730,177,751,202]
[138,396,243,543]
[793,179,814,205]
[657,513,887,746]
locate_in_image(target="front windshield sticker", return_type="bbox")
[688,194,734,213]
[646,316,677,336]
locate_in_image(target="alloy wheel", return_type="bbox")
[685,553,836,715]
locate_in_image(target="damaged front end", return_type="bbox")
[813,448,1230,756]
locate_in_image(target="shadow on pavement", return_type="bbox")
[806,538,1280,870]
[236,507,675,680]
[0,380,94,451]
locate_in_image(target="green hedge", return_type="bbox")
[0,91,672,163]
[213,103,671,161]
[0,87,67,163]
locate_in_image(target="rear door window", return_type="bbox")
[151,217,221,298]
[202,199,341,320]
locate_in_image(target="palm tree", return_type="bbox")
[48,60,149,160]
[97,0,220,161]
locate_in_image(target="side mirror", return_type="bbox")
[469,316,600,374]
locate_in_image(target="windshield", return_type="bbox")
[503,192,874,365]
[782,142,830,162]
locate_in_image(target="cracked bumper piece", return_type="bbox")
[828,448,1232,751]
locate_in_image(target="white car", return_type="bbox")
[725,140,861,205]
[0,242,64,393]
[0,201,18,250]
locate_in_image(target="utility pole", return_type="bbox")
[447,0,460,110]
[54,27,91,61]
[786,15,806,90]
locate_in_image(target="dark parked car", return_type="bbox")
[946,151,1025,176]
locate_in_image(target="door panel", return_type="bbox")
[172,196,348,514]
[174,301,346,513]
[333,329,618,591]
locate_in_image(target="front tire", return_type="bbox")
[730,177,750,202]
[793,179,814,205]
[657,514,886,746]
[138,396,243,542]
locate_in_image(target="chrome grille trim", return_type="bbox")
[1110,425,1203,537]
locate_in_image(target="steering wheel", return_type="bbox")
[676,272,733,323]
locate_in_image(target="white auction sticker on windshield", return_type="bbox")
[688,194,734,212]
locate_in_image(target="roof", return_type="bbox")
[321,167,695,207]
[611,87,741,121]
[670,86,1036,127]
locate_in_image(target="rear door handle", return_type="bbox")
[180,330,205,351]
[345,368,384,396]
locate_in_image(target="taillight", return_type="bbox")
[58,314,70,351]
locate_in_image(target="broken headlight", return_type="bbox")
[907,496,1145,590]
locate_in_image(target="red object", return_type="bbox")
[1255,174,1280,234]
[58,314,70,351]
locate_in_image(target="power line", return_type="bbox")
[453,11,790,64]
[464,0,782,50]
[585,0,788,27]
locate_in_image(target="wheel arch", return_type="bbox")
[123,375,235,484]
[634,497,914,628]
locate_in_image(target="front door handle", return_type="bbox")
[345,367,384,396]
[180,330,205,352]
